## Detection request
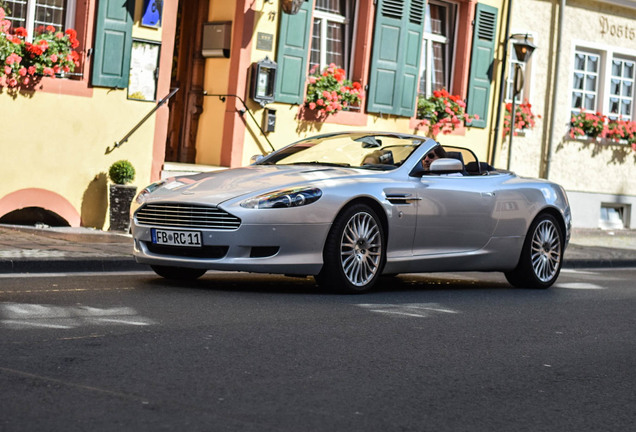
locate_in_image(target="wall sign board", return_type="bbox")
[142,0,163,28]
[128,40,161,102]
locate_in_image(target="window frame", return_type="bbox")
[418,0,458,97]
[569,42,636,122]
[3,0,77,42]
[310,0,357,76]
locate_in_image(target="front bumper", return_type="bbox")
[132,222,331,275]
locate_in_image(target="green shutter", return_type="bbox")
[466,3,498,128]
[91,0,134,88]
[274,0,314,104]
[367,0,425,116]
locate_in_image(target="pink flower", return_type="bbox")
[18,67,27,76]
[316,99,324,106]
[27,66,36,75]
[43,67,55,76]
[309,102,316,110]
[4,65,12,75]
[50,54,58,63]
[308,76,316,84]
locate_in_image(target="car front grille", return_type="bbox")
[135,203,241,230]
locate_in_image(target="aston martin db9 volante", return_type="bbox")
[131,132,571,293]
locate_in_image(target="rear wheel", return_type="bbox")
[505,213,563,289]
[316,204,385,294]
[151,265,207,281]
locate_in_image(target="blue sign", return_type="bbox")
[141,0,163,28]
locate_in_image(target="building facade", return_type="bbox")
[502,0,636,229]
[16,0,628,232]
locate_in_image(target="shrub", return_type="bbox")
[304,64,363,117]
[108,160,136,185]
[417,89,476,138]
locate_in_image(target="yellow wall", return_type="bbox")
[0,2,164,229]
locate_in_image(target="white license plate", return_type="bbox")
[151,229,202,247]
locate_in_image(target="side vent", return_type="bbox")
[477,11,496,41]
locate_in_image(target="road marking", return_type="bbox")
[0,287,136,295]
[0,303,156,330]
[356,303,459,318]
[0,366,150,403]
[555,282,605,290]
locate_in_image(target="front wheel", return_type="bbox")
[505,213,564,289]
[316,204,386,294]
[151,265,207,281]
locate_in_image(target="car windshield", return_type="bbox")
[258,133,424,170]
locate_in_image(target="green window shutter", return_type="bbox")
[367,0,425,117]
[91,0,134,88]
[274,0,314,104]
[466,3,498,128]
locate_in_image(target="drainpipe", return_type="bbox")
[490,0,513,166]
[543,0,565,179]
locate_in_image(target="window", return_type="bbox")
[571,50,600,113]
[310,0,356,74]
[600,203,630,230]
[504,38,534,104]
[418,0,457,97]
[609,57,634,119]
[2,0,76,41]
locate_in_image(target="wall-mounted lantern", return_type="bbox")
[506,34,537,170]
[281,0,305,15]
[250,57,277,106]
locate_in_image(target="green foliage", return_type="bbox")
[108,160,136,185]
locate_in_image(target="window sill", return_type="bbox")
[298,107,368,126]
[566,135,634,147]
[409,117,468,137]
[38,75,93,98]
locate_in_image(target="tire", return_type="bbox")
[505,213,564,289]
[151,265,207,281]
[316,204,386,294]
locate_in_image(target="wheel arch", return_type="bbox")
[333,196,389,240]
[534,206,568,240]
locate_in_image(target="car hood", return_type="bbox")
[147,165,367,205]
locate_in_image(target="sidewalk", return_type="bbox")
[0,223,635,274]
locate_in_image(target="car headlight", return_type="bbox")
[240,187,322,209]
[135,180,167,205]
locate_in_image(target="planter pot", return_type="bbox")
[109,184,137,232]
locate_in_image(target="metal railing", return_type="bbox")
[105,87,180,154]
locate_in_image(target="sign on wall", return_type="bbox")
[141,0,163,28]
[128,40,161,102]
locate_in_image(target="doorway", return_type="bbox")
[165,0,209,163]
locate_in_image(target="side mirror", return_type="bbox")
[250,154,264,164]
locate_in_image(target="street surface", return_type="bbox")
[1,269,635,431]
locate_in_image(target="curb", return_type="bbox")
[0,258,146,274]
[1,257,634,275]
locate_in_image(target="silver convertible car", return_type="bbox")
[131,132,571,293]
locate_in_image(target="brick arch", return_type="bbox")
[0,188,81,227]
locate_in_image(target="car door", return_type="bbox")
[413,175,500,255]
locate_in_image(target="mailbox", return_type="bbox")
[250,57,277,106]
[263,108,276,133]
[202,22,231,58]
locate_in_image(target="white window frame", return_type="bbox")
[608,56,635,120]
[418,0,458,97]
[569,41,636,122]
[571,48,602,114]
[310,1,357,74]
[3,0,76,42]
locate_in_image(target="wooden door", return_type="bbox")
[165,0,209,163]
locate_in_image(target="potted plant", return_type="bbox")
[108,160,136,232]
[503,100,539,137]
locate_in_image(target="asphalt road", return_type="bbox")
[1,269,635,432]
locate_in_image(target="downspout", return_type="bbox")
[489,0,513,166]
[543,0,565,179]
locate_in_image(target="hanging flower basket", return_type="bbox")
[1,7,80,88]
[503,100,540,137]
[569,109,636,150]
[416,89,476,138]
[302,64,363,120]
